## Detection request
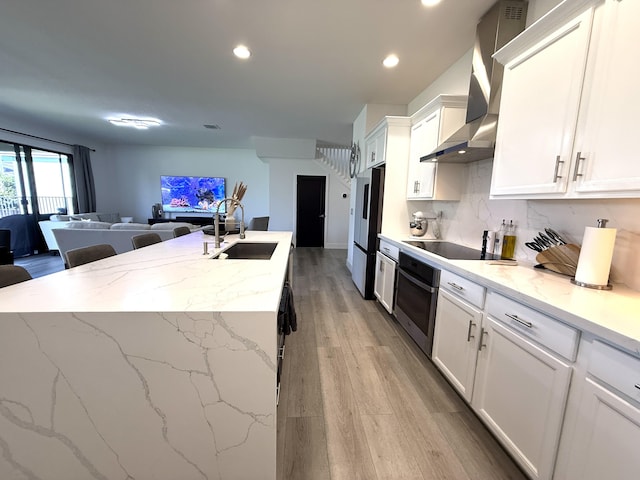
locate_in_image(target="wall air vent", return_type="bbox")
[504,4,524,20]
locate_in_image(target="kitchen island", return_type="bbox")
[0,230,292,480]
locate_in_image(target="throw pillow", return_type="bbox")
[98,213,121,223]
[110,223,151,230]
[64,221,112,230]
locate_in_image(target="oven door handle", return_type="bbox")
[397,268,437,294]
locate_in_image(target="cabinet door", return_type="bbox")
[374,251,385,303]
[472,317,572,480]
[563,378,640,480]
[374,252,395,314]
[432,289,482,402]
[406,112,439,199]
[491,9,593,197]
[365,134,379,169]
[573,0,640,194]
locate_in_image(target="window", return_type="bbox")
[0,141,75,219]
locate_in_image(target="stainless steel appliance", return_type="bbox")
[420,0,527,164]
[352,166,384,299]
[395,252,440,356]
[395,242,498,356]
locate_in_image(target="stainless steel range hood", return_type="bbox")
[421,0,527,164]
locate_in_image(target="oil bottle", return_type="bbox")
[501,220,517,259]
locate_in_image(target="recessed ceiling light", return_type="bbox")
[107,116,162,129]
[458,150,467,154]
[233,45,251,59]
[383,54,399,68]
[421,0,442,6]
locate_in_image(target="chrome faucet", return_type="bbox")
[214,198,245,248]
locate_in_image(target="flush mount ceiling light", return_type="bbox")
[421,0,442,6]
[108,116,162,129]
[383,54,399,68]
[233,45,251,59]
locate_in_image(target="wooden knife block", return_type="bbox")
[535,244,581,276]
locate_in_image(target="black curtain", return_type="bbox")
[71,145,96,213]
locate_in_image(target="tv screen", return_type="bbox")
[161,175,226,214]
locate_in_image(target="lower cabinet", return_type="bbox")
[432,288,482,403]
[561,340,640,480]
[432,275,578,480]
[472,316,572,480]
[374,250,396,314]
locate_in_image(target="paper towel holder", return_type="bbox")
[570,218,613,290]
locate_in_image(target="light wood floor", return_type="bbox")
[14,252,65,278]
[279,248,528,480]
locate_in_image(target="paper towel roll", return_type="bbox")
[574,226,617,287]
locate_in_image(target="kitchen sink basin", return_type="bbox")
[213,242,278,260]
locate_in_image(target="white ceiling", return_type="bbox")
[0,0,497,149]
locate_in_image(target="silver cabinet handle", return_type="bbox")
[416,180,420,193]
[505,313,533,328]
[478,327,488,351]
[635,384,640,390]
[448,282,464,291]
[382,247,390,253]
[278,345,285,359]
[572,151,585,181]
[371,152,376,163]
[467,320,476,342]
[553,155,564,182]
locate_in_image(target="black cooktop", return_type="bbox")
[404,241,498,260]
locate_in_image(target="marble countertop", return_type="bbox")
[0,231,293,314]
[381,234,640,355]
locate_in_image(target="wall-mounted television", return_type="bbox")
[161,175,226,214]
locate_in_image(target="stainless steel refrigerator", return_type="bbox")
[352,166,384,299]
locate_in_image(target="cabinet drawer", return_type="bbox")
[440,270,485,309]
[379,240,399,262]
[487,292,579,361]
[589,340,640,405]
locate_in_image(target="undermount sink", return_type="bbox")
[213,242,278,260]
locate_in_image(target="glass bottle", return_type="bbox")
[501,220,517,259]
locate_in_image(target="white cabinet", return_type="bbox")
[374,240,398,314]
[406,96,466,200]
[364,117,410,169]
[432,270,486,403]
[491,0,640,199]
[374,251,396,314]
[562,340,640,480]
[472,293,575,480]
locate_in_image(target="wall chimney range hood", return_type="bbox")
[421,0,527,164]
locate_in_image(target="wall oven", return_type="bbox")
[394,252,440,357]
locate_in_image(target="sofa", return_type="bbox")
[38,213,122,252]
[46,218,199,260]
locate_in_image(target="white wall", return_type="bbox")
[268,158,350,249]
[99,145,268,223]
[408,49,473,117]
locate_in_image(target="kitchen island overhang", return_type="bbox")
[0,230,293,480]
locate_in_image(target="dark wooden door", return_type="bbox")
[296,175,326,247]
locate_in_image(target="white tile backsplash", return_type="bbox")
[413,159,640,290]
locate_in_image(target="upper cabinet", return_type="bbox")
[364,116,411,169]
[491,0,640,199]
[406,95,467,200]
